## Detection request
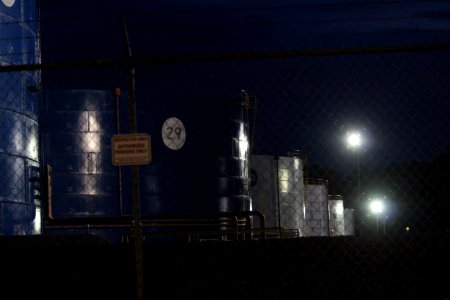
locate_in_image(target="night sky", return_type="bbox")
[39,0,450,167]
[40,0,450,57]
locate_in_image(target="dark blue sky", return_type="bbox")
[38,0,450,168]
[40,0,450,59]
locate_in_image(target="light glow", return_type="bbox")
[81,112,101,153]
[238,123,248,160]
[279,169,289,193]
[334,202,344,215]
[369,199,384,214]
[33,207,41,234]
[346,131,362,149]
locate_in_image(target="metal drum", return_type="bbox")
[250,154,305,236]
[328,195,345,236]
[304,179,329,237]
[0,0,40,235]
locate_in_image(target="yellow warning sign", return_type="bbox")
[111,134,151,166]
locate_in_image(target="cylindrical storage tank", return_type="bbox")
[137,92,251,215]
[249,155,278,229]
[43,90,118,218]
[344,208,355,236]
[328,195,345,236]
[304,179,329,237]
[0,0,40,235]
[43,90,250,222]
[250,154,305,235]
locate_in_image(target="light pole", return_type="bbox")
[346,131,362,200]
[369,198,385,234]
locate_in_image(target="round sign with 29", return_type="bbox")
[2,0,15,8]
[161,117,186,150]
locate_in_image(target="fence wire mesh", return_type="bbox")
[1,47,449,299]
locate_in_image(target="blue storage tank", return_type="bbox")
[43,89,251,222]
[0,0,37,65]
[0,0,40,235]
[138,92,251,215]
[43,90,118,218]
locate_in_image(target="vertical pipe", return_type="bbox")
[122,16,144,300]
[357,150,361,200]
[114,88,124,216]
[376,214,379,234]
[355,151,361,237]
[274,156,282,238]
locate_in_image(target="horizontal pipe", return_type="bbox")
[45,211,264,225]
[1,43,449,73]
[45,222,237,230]
[44,211,266,240]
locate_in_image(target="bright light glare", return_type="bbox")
[335,202,344,215]
[369,199,384,214]
[238,123,248,160]
[33,207,42,235]
[347,131,362,148]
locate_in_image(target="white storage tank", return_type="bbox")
[250,154,305,235]
[328,195,345,236]
[304,179,329,237]
[344,208,355,236]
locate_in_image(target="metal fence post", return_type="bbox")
[122,16,145,300]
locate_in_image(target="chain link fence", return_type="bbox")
[0,69,40,235]
[1,46,449,298]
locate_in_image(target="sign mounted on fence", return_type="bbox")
[111,134,151,166]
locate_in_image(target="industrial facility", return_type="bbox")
[2,2,449,300]
[0,0,355,242]
[250,154,355,238]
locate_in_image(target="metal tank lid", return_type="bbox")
[287,149,307,159]
[328,194,344,201]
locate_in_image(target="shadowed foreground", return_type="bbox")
[1,234,448,299]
